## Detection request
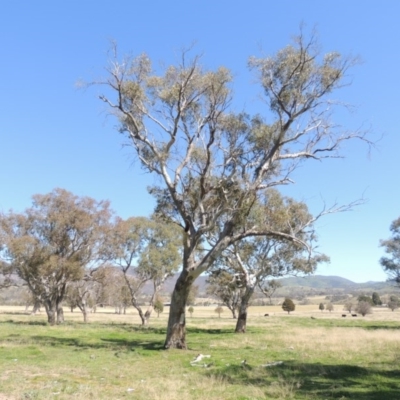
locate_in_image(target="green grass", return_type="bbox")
[0,308,400,399]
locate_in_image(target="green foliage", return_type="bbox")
[282,298,295,314]
[380,217,400,285]
[388,295,399,311]
[154,297,164,317]
[0,188,112,324]
[372,292,382,306]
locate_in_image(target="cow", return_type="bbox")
[352,314,358,317]
[264,314,269,317]
[341,314,347,317]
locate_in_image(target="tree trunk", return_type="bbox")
[57,306,64,324]
[81,304,89,323]
[163,271,194,349]
[31,300,41,315]
[235,304,248,333]
[234,287,254,333]
[229,307,237,319]
[82,309,89,323]
[44,301,57,325]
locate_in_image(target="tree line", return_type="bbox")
[0,188,181,325]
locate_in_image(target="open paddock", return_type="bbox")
[0,305,399,399]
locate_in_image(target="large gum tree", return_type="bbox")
[96,32,369,348]
[0,188,112,325]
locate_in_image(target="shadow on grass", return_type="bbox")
[187,327,234,335]
[208,361,400,400]
[363,325,400,331]
[0,319,48,326]
[26,334,164,351]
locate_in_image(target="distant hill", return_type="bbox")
[158,274,391,296]
[278,275,357,289]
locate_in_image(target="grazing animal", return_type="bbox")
[264,314,269,317]
[341,314,347,317]
[352,314,358,317]
[311,316,316,319]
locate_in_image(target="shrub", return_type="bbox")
[282,298,295,314]
[326,303,334,312]
[356,301,372,317]
[187,306,194,317]
[319,303,325,312]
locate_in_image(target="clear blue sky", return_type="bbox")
[1,1,398,283]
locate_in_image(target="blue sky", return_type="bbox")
[1,1,399,283]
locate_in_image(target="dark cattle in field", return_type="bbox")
[341,314,347,317]
[264,314,269,317]
[352,314,358,317]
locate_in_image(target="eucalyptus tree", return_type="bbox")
[109,216,181,325]
[0,188,112,325]
[206,270,244,318]
[65,267,111,322]
[380,217,400,285]
[215,190,329,333]
[96,32,368,348]
[258,279,282,305]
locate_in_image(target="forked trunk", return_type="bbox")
[163,271,194,349]
[137,307,147,326]
[31,300,41,315]
[229,307,237,319]
[144,306,153,324]
[83,310,89,323]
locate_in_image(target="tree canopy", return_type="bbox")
[0,188,112,325]
[380,217,400,285]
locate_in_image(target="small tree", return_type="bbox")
[344,299,356,314]
[215,305,224,318]
[326,303,334,313]
[372,292,382,306]
[282,298,295,314]
[187,306,194,318]
[356,301,372,317]
[154,297,164,317]
[319,303,325,312]
[380,217,400,285]
[388,295,399,311]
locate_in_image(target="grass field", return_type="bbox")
[0,305,399,399]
